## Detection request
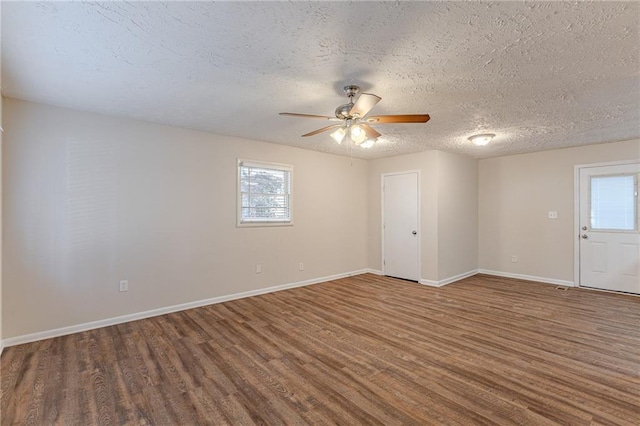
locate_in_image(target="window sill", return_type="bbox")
[236,221,294,228]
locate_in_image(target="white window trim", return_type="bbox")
[237,159,294,227]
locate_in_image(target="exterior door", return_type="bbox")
[579,163,640,294]
[383,172,419,281]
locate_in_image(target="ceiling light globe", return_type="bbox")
[350,125,367,144]
[330,127,346,144]
[469,133,495,146]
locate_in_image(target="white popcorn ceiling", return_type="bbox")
[2,1,639,159]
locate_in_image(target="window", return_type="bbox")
[238,159,293,226]
[590,174,638,231]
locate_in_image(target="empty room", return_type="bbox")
[1,1,639,425]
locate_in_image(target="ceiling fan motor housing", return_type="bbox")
[335,103,354,120]
[335,85,361,119]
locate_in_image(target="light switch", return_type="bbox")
[548,211,558,219]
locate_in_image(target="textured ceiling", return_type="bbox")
[2,1,639,159]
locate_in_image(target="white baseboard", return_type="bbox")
[1,269,374,349]
[420,269,478,287]
[364,268,383,275]
[478,269,575,287]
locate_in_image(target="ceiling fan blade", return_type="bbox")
[366,114,430,124]
[302,124,343,137]
[360,123,381,139]
[280,112,340,121]
[349,93,381,118]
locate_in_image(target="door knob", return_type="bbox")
[412,230,417,235]
[582,226,588,231]
[581,234,588,239]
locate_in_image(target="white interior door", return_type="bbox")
[579,163,640,294]
[383,172,419,281]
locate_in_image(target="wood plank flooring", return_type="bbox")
[2,273,639,425]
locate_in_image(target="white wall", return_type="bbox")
[2,98,369,339]
[368,150,478,283]
[478,139,640,283]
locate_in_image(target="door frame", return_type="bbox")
[381,170,421,280]
[573,160,639,288]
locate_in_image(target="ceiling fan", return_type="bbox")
[280,85,430,148]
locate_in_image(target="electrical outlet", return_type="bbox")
[548,211,558,219]
[511,256,518,263]
[256,264,262,274]
[299,262,304,271]
[119,280,129,292]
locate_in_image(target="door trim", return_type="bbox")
[381,170,421,280]
[573,160,639,288]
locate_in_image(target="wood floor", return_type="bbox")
[2,274,639,425]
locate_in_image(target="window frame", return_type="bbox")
[237,159,294,227]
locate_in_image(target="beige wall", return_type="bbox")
[0,93,3,348]
[478,139,640,282]
[436,151,478,281]
[5,95,637,342]
[368,150,478,282]
[2,99,369,338]
[1,2,4,348]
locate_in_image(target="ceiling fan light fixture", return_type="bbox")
[468,133,495,146]
[360,139,376,149]
[279,84,430,149]
[330,127,346,144]
[350,124,367,144]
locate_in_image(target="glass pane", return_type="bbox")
[241,194,250,208]
[239,165,291,222]
[241,168,289,194]
[590,175,636,230]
